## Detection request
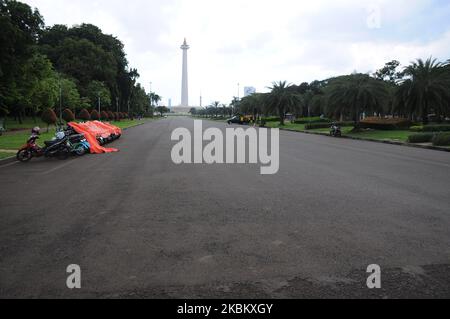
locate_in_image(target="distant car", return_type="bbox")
[227,116,242,125]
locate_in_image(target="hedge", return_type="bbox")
[359,117,411,130]
[262,117,280,123]
[62,109,75,122]
[421,125,450,132]
[432,132,450,146]
[78,108,91,121]
[408,133,434,144]
[293,117,330,124]
[305,122,353,130]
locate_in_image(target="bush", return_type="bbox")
[422,125,450,132]
[91,110,100,121]
[114,112,121,121]
[432,132,450,146]
[100,111,109,121]
[107,111,115,120]
[62,109,75,122]
[262,117,280,123]
[78,108,91,121]
[408,133,434,144]
[410,126,424,132]
[305,122,331,130]
[41,108,57,131]
[359,117,411,130]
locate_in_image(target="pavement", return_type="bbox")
[0,117,449,299]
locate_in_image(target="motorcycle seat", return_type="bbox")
[44,140,60,147]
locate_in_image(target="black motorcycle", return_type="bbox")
[330,123,342,137]
[43,135,72,160]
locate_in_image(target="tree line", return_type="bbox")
[0,0,160,124]
[194,58,450,127]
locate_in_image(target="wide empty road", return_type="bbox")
[1,117,449,298]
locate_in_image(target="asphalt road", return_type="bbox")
[0,117,449,299]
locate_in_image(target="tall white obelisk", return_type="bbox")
[180,38,189,107]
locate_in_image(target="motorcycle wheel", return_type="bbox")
[75,146,86,156]
[56,146,70,160]
[17,149,32,162]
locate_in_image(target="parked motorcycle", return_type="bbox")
[330,123,342,137]
[16,128,71,162]
[68,134,90,156]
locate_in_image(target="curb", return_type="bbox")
[280,128,450,153]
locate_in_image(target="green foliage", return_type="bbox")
[432,132,450,146]
[408,133,434,144]
[266,81,300,125]
[62,108,75,122]
[326,74,389,125]
[410,126,424,132]
[293,117,330,124]
[421,125,450,132]
[155,106,169,116]
[86,80,111,109]
[395,58,450,125]
[78,108,90,121]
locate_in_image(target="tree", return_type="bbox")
[155,106,169,117]
[41,108,57,132]
[266,81,299,125]
[0,0,44,122]
[62,108,75,122]
[59,77,81,112]
[86,80,111,109]
[150,92,162,107]
[90,109,100,121]
[240,93,267,121]
[326,74,389,128]
[78,108,91,121]
[396,58,450,124]
[100,111,109,121]
[374,60,403,84]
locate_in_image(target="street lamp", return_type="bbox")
[59,82,63,123]
[98,93,101,114]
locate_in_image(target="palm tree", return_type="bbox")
[209,101,221,118]
[396,58,450,124]
[150,93,162,107]
[326,74,389,128]
[266,81,299,125]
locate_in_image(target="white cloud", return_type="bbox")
[23,0,450,106]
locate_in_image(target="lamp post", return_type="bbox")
[59,82,63,123]
[237,83,240,101]
[98,93,101,114]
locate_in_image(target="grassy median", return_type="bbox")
[265,122,411,142]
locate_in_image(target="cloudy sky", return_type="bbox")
[23,0,450,107]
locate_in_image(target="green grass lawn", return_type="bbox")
[265,121,411,142]
[109,118,156,129]
[0,152,14,159]
[346,130,410,142]
[265,122,307,131]
[1,118,57,131]
[0,129,57,150]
